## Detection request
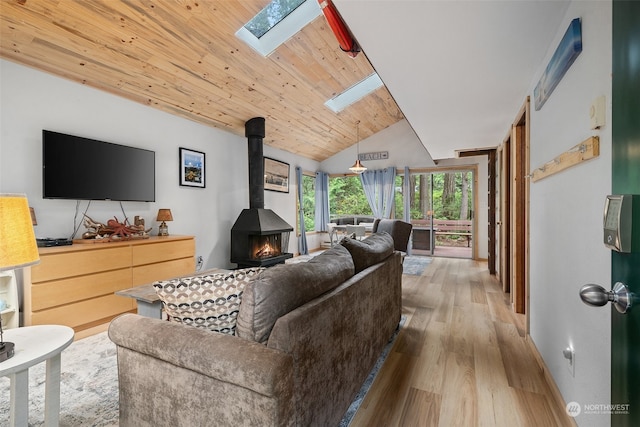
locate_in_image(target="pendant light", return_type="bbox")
[349,120,367,174]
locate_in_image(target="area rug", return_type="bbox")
[402,255,433,275]
[0,316,405,426]
[0,330,119,426]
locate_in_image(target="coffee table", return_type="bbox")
[0,325,74,426]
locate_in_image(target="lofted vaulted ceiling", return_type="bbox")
[1,0,572,162]
[0,0,403,162]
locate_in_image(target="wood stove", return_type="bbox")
[231,117,293,269]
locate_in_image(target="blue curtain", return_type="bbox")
[360,170,382,218]
[403,167,411,223]
[295,166,308,255]
[381,167,396,218]
[360,167,396,219]
[403,166,412,255]
[314,171,330,231]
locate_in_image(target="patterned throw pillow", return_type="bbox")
[153,267,265,335]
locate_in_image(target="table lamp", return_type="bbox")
[156,209,173,236]
[0,194,40,362]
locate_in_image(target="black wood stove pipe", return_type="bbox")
[245,117,265,210]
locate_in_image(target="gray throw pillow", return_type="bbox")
[236,244,354,344]
[340,231,394,273]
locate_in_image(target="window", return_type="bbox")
[328,175,372,221]
[324,73,384,113]
[301,173,315,231]
[244,0,306,39]
[236,0,321,57]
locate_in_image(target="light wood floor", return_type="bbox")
[350,257,576,427]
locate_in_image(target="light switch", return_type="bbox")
[590,95,606,130]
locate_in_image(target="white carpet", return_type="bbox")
[0,330,118,427]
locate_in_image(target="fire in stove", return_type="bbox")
[252,235,283,259]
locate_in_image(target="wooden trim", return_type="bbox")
[526,336,579,427]
[530,136,599,182]
[488,150,497,274]
[511,98,529,316]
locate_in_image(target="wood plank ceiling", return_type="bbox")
[0,0,405,162]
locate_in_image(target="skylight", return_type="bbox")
[236,0,321,57]
[324,73,384,113]
[244,0,306,39]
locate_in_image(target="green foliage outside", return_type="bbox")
[397,172,473,221]
[301,174,315,231]
[328,176,372,219]
[302,171,473,232]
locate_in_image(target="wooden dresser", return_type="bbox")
[23,235,195,337]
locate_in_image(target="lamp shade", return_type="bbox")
[156,209,173,222]
[0,194,40,271]
[349,159,367,174]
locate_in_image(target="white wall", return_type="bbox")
[528,2,612,426]
[322,120,489,260]
[0,59,319,270]
[321,119,435,173]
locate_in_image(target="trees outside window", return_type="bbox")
[320,170,471,226]
[396,171,473,221]
[328,176,372,219]
[301,173,315,231]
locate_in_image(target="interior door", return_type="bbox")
[611,2,640,425]
[500,136,511,293]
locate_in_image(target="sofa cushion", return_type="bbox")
[340,231,394,273]
[236,244,354,344]
[153,267,264,335]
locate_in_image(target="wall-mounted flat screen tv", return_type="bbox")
[43,130,155,202]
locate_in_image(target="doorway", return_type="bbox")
[497,98,530,315]
[398,168,476,259]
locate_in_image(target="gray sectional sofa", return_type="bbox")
[108,232,402,427]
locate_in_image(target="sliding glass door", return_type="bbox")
[396,169,474,258]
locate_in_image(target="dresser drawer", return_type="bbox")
[31,246,131,283]
[30,294,135,329]
[132,238,195,266]
[31,268,132,311]
[132,257,195,285]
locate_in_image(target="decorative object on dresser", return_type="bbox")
[0,194,41,362]
[82,214,151,241]
[156,209,173,236]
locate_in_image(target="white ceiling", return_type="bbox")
[335,0,571,160]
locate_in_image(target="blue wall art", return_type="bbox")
[534,18,582,111]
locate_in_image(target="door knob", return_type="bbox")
[579,282,632,313]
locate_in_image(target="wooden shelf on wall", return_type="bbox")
[530,136,600,182]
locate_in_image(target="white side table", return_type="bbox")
[0,325,74,426]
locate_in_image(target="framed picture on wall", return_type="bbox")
[264,157,289,193]
[179,147,206,188]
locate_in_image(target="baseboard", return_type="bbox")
[74,322,110,340]
[526,335,578,427]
